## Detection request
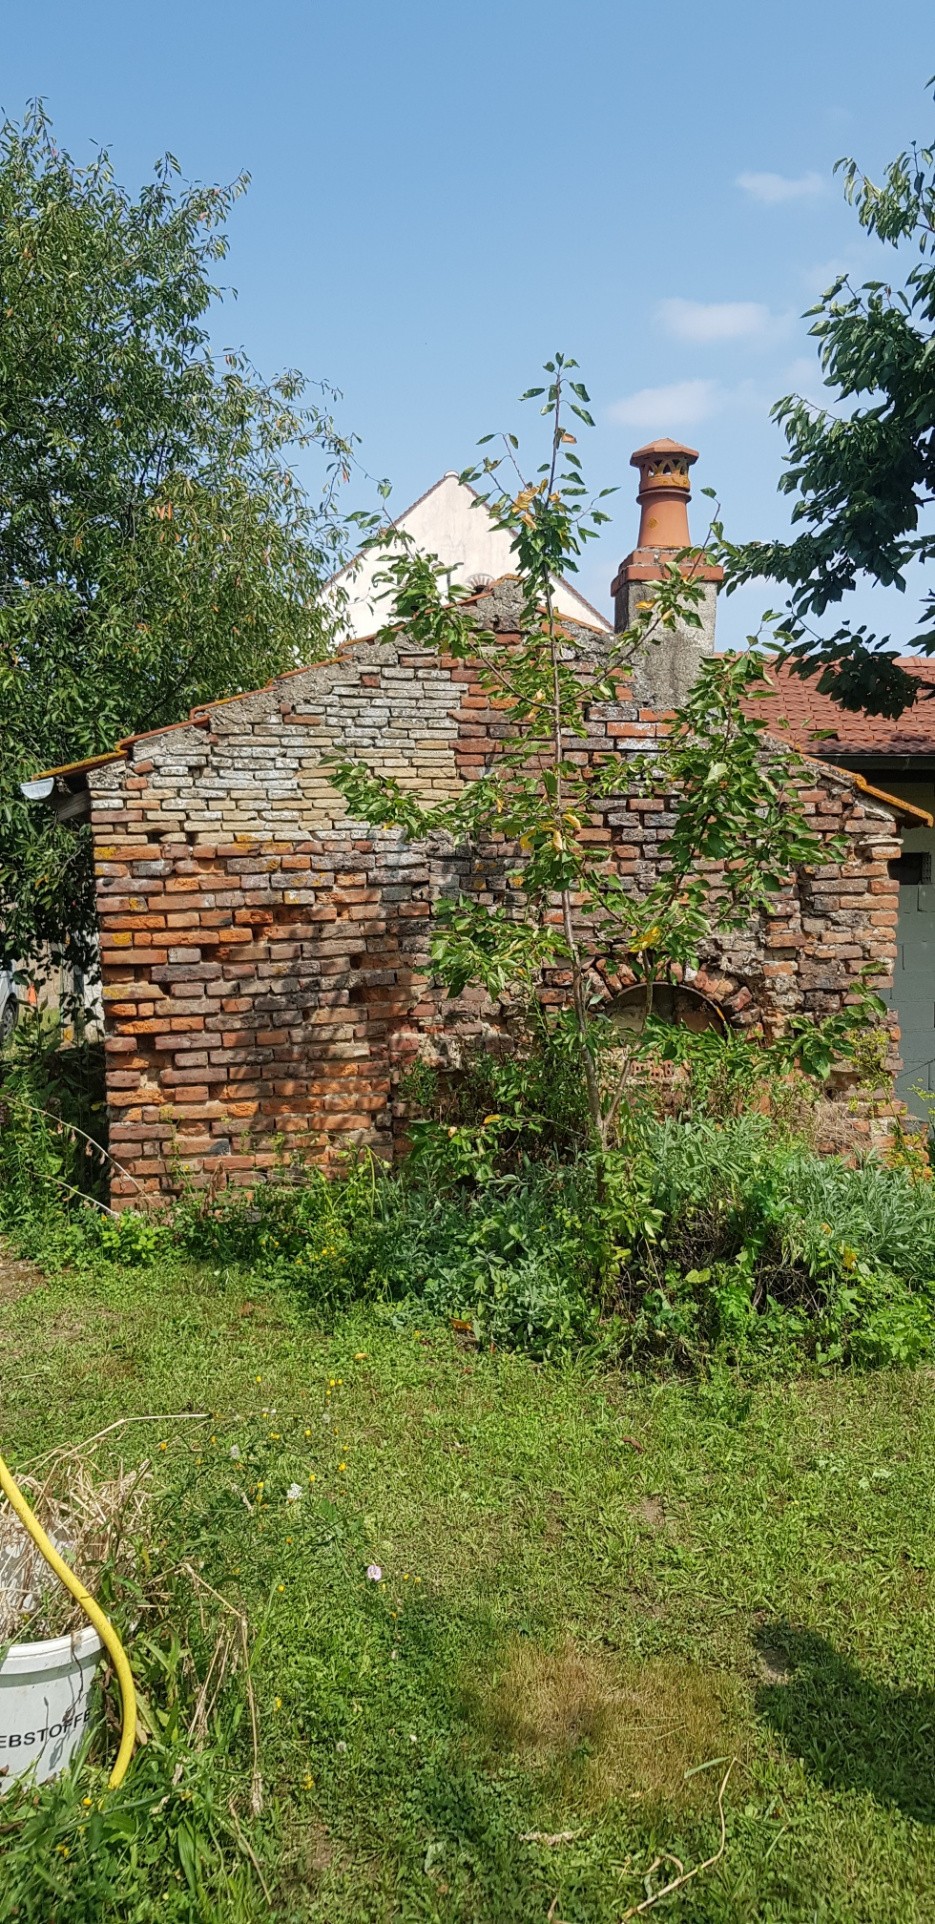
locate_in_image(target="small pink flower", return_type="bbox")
[366,1563,382,1582]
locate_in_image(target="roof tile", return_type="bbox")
[752,658,935,755]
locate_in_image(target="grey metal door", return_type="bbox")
[891,863,935,1115]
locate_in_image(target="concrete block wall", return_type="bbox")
[85,584,903,1203]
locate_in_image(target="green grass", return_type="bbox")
[4,1249,935,1919]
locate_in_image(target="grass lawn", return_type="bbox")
[4,1247,935,1920]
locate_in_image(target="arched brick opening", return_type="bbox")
[593,959,757,1032]
[606,981,726,1035]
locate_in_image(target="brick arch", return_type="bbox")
[606,981,726,1035]
[591,956,758,1030]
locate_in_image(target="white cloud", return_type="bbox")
[800,240,882,296]
[609,377,775,436]
[801,255,850,295]
[608,379,721,431]
[736,169,825,205]
[780,355,834,411]
[785,356,822,389]
[659,298,773,343]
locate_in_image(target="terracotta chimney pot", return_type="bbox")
[609,433,723,707]
[630,437,697,549]
[611,434,723,599]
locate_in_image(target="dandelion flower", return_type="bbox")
[338,1462,346,1472]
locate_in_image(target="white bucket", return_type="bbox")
[0,1625,101,1787]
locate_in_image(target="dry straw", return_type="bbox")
[0,1458,150,1642]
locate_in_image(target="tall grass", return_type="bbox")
[641,1115,935,1289]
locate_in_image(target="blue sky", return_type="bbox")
[5,1,934,646]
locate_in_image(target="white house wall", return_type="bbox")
[325,472,611,639]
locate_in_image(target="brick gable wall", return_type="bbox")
[85,586,903,1204]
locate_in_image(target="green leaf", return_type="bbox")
[0,105,363,971]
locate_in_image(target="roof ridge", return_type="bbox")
[325,471,482,587]
[324,472,611,628]
[25,576,616,780]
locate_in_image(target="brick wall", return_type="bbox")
[85,584,903,1204]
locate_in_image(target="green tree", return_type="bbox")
[331,359,831,1157]
[724,80,935,718]
[0,103,362,976]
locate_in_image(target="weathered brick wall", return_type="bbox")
[86,584,903,1204]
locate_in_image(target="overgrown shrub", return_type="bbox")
[615,1115,935,1370]
[0,1015,109,1240]
[171,1155,599,1361]
[146,1089,935,1372]
[4,1020,935,1377]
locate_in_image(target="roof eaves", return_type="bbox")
[850,770,934,825]
[23,749,126,788]
[115,713,212,750]
[48,750,125,779]
[795,748,934,825]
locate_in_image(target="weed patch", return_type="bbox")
[471,1639,738,1813]
[5,1020,935,1378]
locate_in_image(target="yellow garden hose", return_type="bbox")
[0,1449,137,1788]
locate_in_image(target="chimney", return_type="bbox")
[610,438,723,708]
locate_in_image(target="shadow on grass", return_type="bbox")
[755,1622,935,1823]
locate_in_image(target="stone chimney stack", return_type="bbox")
[610,438,723,709]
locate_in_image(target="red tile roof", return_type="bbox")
[755,658,935,757]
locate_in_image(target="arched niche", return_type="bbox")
[606,981,727,1036]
